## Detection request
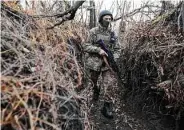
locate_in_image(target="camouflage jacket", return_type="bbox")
[83,25,121,71]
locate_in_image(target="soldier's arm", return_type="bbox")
[82,29,101,53]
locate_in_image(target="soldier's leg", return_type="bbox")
[102,70,117,102]
[101,70,117,119]
[89,69,101,101]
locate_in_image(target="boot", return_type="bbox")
[101,101,113,119]
[92,86,100,101]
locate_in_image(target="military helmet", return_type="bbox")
[98,10,113,23]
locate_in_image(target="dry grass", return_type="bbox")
[118,3,184,124]
[1,2,90,130]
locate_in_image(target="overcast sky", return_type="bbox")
[19,0,181,33]
[94,0,181,10]
[92,0,181,33]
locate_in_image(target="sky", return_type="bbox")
[92,0,181,33]
[19,0,182,33]
[94,0,181,15]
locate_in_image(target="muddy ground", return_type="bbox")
[80,78,175,130]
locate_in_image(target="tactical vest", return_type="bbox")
[92,27,117,52]
[84,26,119,71]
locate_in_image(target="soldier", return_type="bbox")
[83,10,121,119]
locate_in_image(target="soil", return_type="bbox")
[80,80,175,130]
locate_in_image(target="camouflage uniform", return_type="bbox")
[83,22,121,102]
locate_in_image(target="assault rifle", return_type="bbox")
[97,39,120,76]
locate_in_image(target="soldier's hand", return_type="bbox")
[99,49,108,57]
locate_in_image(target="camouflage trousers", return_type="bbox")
[88,69,118,102]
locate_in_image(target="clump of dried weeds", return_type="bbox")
[1,2,89,130]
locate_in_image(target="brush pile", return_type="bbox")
[118,1,184,127]
[1,2,89,130]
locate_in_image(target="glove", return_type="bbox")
[99,49,108,57]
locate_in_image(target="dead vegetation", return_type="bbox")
[1,2,89,130]
[1,1,184,130]
[118,1,184,129]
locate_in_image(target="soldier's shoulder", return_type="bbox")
[90,27,99,34]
